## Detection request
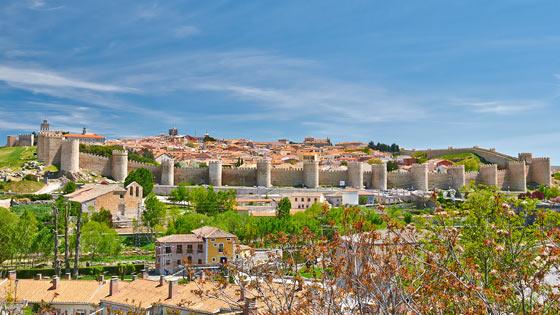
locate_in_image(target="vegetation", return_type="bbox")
[0,146,36,170]
[79,144,157,164]
[124,168,154,196]
[0,180,45,194]
[386,160,398,171]
[142,193,166,236]
[81,221,121,262]
[439,152,482,171]
[169,185,236,215]
[367,158,383,165]
[368,141,400,153]
[553,172,560,181]
[62,181,77,194]
[276,197,291,218]
[412,151,429,163]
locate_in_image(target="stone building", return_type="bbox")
[64,182,143,228]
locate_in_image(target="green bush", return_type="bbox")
[3,264,145,279]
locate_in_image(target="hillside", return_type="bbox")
[0,146,37,170]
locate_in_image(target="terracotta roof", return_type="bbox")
[64,183,126,203]
[65,133,105,139]
[191,226,237,239]
[0,278,109,305]
[156,234,202,243]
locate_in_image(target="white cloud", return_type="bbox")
[454,99,545,115]
[174,25,199,38]
[0,65,135,92]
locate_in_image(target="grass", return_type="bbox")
[1,180,45,194]
[438,152,481,161]
[0,146,36,170]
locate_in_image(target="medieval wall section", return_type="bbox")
[319,170,347,187]
[175,167,209,185]
[79,153,112,177]
[428,172,451,190]
[271,168,304,187]
[222,167,257,187]
[387,172,412,189]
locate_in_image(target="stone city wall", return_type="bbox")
[271,168,304,187]
[222,167,257,187]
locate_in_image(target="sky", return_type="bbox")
[1,0,560,163]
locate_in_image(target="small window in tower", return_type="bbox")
[136,186,140,197]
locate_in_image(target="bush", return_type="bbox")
[124,168,154,196]
[62,181,77,194]
[4,264,145,279]
[404,212,413,224]
[554,173,560,181]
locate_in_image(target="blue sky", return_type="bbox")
[1,1,560,162]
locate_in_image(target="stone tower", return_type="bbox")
[410,163,428,191]
[370,163,387,190]
[40,120,50,132]
[256,159,272,187]
[60,139,80,174]
[478,164,498,187]
[208,160,223,186]
[161,158,175,186]
[347,161,364,189]
[518,153,533,163]
[303,157,319,188]
[506,161,527,192]
[447,165,465,190]
[530,157,552,186]
[38,133,64,166]
[111,150,128,182]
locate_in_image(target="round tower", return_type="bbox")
[161,158,175,186]
[208,160,223,186]
[371,163,387,190]
[257,159,272,187]
[111,150,128,182]
[447,165,465,190]
[61,139,80,174]
[303,159,319,188]
[347,161,364,189]
[477,164,498,187]
[410,163,428,191]
[506,161,527,192]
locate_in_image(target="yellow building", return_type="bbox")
[192,226,237,265]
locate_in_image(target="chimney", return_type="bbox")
[168,280,178,299]
[141,269,149,279]
[35,273,43,280]
[65,272,71,280]
[109,276,119,296]
[8,270,16,280]
[98,275,105,282]
[159,275,165,287]
[51,276,60,290]
[243,297,257,315]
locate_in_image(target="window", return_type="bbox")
[226,238,231,241]
[187,256,192,264]
[218,243,224,253]
[294,197,298,201]
[308,198,311,202]
[197,244,203,253]
[165,260,170,265]
[165,246,171,254]
[314,198,317,202]
[187,244,193,253]
[120,193,124,199]
[198,259,202,264]
[176,245,182,254]
[177,259,181,266]
[212,258,216,262]
[129,187,133,196]
[136,186,140,197]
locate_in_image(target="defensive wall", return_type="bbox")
[4,134,35,147]
[37,134,553,192]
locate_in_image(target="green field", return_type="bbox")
[0,146,36,170]
[0,180,45,194]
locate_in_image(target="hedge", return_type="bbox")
[2,264,145,279]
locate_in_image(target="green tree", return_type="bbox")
[14,210,38,266]
[90,208,113,227]
[276,197,291,219]
[142,193,166,235]
[169,184,189,202]
[386,161,398,171]
[124,168,154,196]
[81,221,121,261]
[358,196,368,205]
[0,207,19,265]
[62,181,77,194]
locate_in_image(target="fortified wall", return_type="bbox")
[4,134,35,147]
[37,134,553,192]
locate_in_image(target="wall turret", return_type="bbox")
[370,163,387,190]
[208,160,223,186]
[410,164,428,191]
[303,158,319,188]
[111,150,128,182]
[60,139,80,174]
[506,161,527,192]
[347,161,364,189]
[38,133,63,166]
[161,158,175,186]
[529,157,551,186]
[447,165,465,190]
[518,153,533,163]
[257,159,272,187]
[478,164,498,187]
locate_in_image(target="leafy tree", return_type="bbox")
[358,196,368,205]
[188,186,236,215]
[124,168,154,196]
[81,221,121,261]
[62,181,77,194]
[368,141,400,153]
[386,161,398,171]
[90,208,113,227]
[169,184,189,202]
[142,193,166,235]
[412,151,428,163]
[367,158,383,165]
[0,207,19,264]
[276,197,291,219]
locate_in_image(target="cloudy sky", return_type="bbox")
[1,1,560,162]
